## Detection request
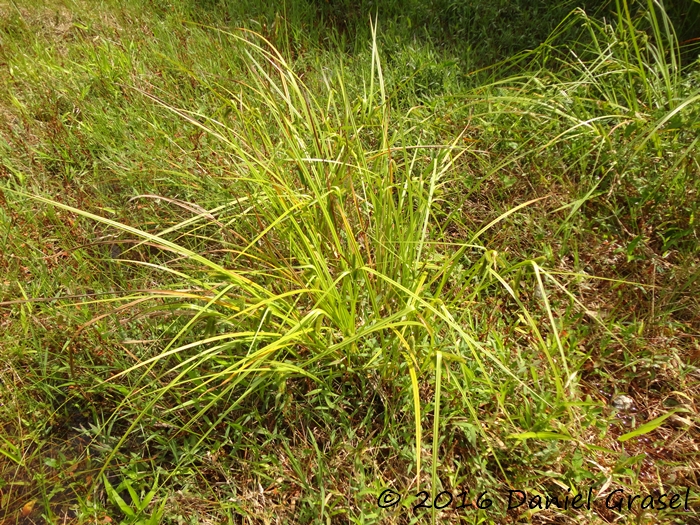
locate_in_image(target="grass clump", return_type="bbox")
[1,0,698,524]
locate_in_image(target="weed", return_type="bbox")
[1,1,698,524]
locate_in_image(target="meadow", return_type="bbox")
[1,0,699,523]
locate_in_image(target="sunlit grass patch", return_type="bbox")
[1,1,698,524]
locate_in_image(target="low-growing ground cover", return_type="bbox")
[1,0,698,524]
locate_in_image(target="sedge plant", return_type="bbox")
[4,22,583,497]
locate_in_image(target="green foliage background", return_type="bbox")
[0,0,698,524]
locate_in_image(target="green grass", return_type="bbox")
[1,0,699,524]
